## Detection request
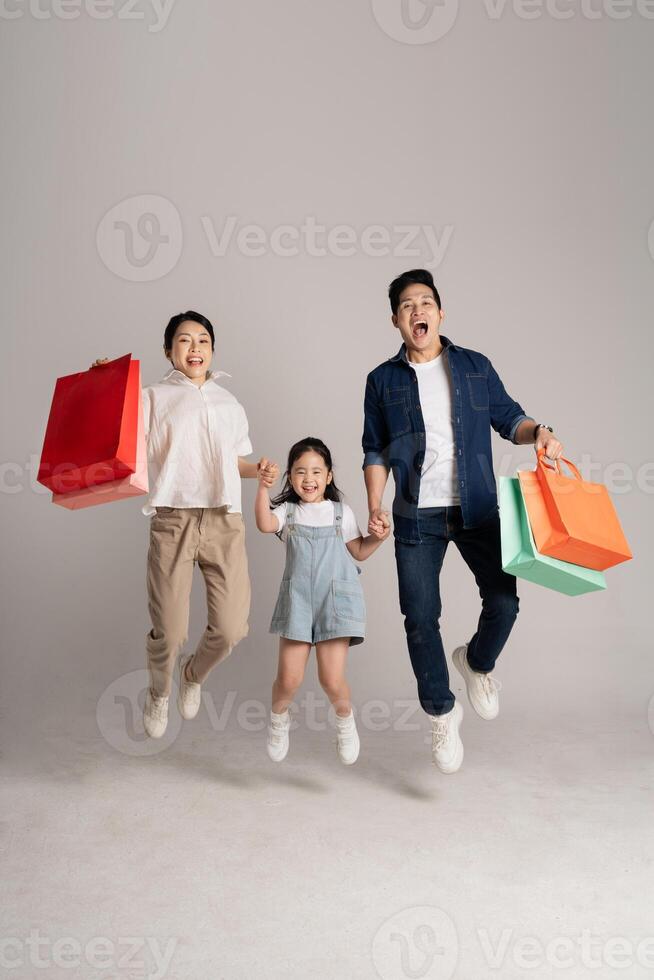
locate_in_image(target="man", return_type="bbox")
[362,270,562,773]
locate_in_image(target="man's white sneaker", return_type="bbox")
[143,688,169,739]
[335,712,360,765]
[452,644,502,720]
[430,701,463,773]
[177,655,202,720]
[267,709,291,762]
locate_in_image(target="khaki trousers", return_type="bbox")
[146,506,251,697]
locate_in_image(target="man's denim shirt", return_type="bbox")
[362,335,533,544]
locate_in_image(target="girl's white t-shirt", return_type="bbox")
[271,500,363,544]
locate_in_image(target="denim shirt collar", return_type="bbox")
[390,334,458,364]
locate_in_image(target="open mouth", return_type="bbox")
[187,358,203,366]
[412,320,428,338]
[302,486,318,493]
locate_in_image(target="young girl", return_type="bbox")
[255,437,390,765]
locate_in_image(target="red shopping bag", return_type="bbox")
[518,450,632,571]
[37,354,139,494]
[52,362,148,509]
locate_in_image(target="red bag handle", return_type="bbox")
[537,448,582,481]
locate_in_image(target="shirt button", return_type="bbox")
[456,417,460,423]
[456,389,459,395]
[460,481,465,487]
[458,450,462,455]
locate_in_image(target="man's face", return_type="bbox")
[392,283,444,356]
[166,320,214,385]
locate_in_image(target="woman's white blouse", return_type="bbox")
[141,368,253,517]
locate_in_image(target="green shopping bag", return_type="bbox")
[499,476,606,596]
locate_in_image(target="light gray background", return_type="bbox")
[2,0,649,726]
[1,3,653,978]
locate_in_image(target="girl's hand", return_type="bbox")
[368,508,390,536]
[369,518,391,542]
[90,357,109,369]
[257,458,279,487]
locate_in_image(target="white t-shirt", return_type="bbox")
[141,368,253,517]
[271,500,363,545]
[408,351,460,507]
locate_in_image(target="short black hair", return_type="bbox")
[388,269,441,315]
[164,311,215,352]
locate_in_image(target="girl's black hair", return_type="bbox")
[270,437,342,507]
[164,311,215,353]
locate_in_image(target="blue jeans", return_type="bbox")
[394,505,519,716]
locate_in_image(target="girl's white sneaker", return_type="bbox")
[267,709,291,761]
[452,644,502,720]
[336,713,360,765]
[177,654,202,720]
[143,688,169,739]
[430,701,463,773]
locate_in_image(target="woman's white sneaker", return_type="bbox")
[430,701,463,773]
[143,688,169,738]
[267,709,291,761]
[177,654,202,720]
[452,644,502,720]
[336,712,360,765]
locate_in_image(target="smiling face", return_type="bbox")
[165,320,214,385]
[289,451,333,504]
[392,282,444,362]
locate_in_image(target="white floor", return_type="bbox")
[2,698,653,980]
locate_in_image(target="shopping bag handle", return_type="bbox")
[537,448,582,481]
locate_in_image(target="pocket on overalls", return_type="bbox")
[271,578,292,624]
[332,578,365,625]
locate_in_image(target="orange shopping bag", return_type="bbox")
[518,450,632,571]
[52,362,148,510]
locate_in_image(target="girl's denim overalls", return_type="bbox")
[269,500,365,647]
